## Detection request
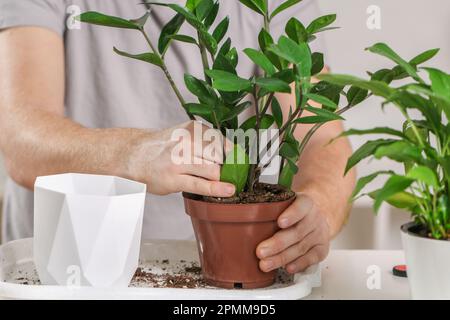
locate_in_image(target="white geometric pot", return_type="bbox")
[401,222,450,300]
[34,173,146,288]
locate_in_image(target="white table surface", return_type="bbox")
[308,250,410,300]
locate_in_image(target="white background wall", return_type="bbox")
[0,0,448,248]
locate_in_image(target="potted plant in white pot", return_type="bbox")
[320,44,450,299]
[77,0,367,289]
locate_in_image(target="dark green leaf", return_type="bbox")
[306,93,338,111]
[199,29,218,55]
[212,16,229,43]
[304,106,344,121]
[269,36,311,70]
[204,1,219,28]
[243,48,276,76]
[168,34,197,45]
[77,11,141,30]
[113,47,163,67]
[271,0,303,20]
[195,0,215,20]
[337,127,406,140]
[213,53,236,74]
[221,144,250,194]
[346,86,369,106]
[205,69,253,92]
[311,52,324,75]
[158,13,185,55]
[240,114,275,131]
[371,69,394,84]
[424,68,450,104]
[278,159,298,189]
[285,17,308,44]
[310,81,343,105]
[217,37,232,57]
[238,0,266,15]
[184,74,217,105]
[256,77,291,93]
[294,115,340,124]
[410,48,440,66]
[222,101,251,122]
[271,97,283,128]
[306,14,336,34]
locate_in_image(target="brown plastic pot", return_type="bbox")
[183,193,295,289]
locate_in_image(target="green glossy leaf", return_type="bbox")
[168,34,197,45]
[306,93,338,111]
[195,0,215,20]
[213,53,236,74]
[184,103,214,118]
[158,13,185,55]
[306,14,336,34]
[204,1,219,28]
[407,165,439,188]
[240,114,275,131]
[255,77,291,93]
[271,97,283,128]
[222,101,252,122]
[238,0,266,15]
[269,36,311,72]
[77,11,141,29]
[221,144,250,194]
[310,81,343,105]
[285,17,308,44]
[317,74,394,98]
[345,139,397,174]
[304,106,344,121]
[373,175,414,213]
[311,52,324,76]
[279,159,298,189]
[243,48,276,76]
[271,0,303,20]
[212,16,229,43]
[148,2,204,29]
[371,69,394,84]
[184,74,217,105]
[366,43,422,83]
[346,86,369,106]
[113,47,163,67]
[186,0,202,12]
[205,70,252,92]
[199,29,218,55]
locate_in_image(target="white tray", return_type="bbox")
[0,238,321,300]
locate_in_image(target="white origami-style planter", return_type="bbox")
[401,222,450,300]
[34,173,146,288]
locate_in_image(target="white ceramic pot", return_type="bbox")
[401,222,450,300]
[34,173,146,288]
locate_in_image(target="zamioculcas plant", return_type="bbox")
[78,0,365,195]
[320,44,450,299]
[77,0,366,289]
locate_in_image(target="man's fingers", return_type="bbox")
[179,175,235,197]
[277,194,313,229]
[259,229,318,272]
[256,219,315,259]
[182,160,221,181]
[285,245,329,274]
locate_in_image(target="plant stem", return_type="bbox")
[140,29,195,120]
[198,32,213,85]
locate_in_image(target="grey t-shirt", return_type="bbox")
[0,0,325,243]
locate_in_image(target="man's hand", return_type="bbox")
[256,194,330,274]
[127,120,235,198]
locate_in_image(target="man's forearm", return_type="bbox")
[0,106,148,189]
[293,122,356,238]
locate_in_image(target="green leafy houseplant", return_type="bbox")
[77,0,366,198]
[320,44,450,240]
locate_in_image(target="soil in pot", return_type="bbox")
[184,184,296,289]
[403,223,450,241]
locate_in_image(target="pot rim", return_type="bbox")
[182,192,297,207]
[401,221,450,243]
